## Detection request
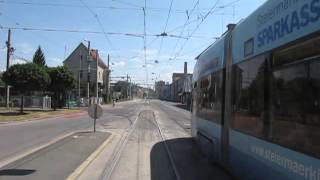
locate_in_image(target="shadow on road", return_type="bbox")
[0,112,27,116]
[0,169,35,176]
[150,138,233,180]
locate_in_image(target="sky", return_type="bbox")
[0,0,266,86]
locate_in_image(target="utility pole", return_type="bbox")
[78,54,82,101]
[5,29,11,109]
[106,54,110,103]
[126,74,129,99]
[87,41,90,105]
[129,76,132,99]
[96,50,99,104]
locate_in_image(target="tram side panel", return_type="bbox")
[192,36,226,163]
[228,0,320,179]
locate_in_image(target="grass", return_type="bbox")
[0,109,85,122]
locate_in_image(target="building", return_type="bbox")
[155,80,165,99]
[63,43,110,104]
[155,62,193,109]
[172,62,192,105]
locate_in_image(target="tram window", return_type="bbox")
[197,71,223,124]
[271,59,320,158]
[232,35,320,158]
[244,38,254,57]
[232,55,268,138]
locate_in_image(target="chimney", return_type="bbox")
[227,24,236,31]
[184,62,187,75]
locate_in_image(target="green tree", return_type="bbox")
[113,81,129,99]
[2,63,50,113]
[47,66,76,110]
[0,72,4,86]
[33,46,46,66]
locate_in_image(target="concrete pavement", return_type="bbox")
[0,132,110,180]
[78,100,233,180]
[0,100,143,167]
[0,99,233,180]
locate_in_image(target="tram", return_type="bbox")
[192,0,320,179]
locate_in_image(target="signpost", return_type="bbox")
[88,104,103,132]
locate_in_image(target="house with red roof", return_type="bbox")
[63,43,110,103]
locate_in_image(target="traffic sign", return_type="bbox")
[88,104,103,132]
[88,104,103,119]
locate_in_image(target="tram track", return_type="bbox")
[152,111,182,180]
[100,109,142,180]
[151,101,191,135]
[100,103,182,180]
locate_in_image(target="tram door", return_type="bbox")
[221,28,233,167]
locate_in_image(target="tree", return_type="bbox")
[113,81,129,99]
[47,66,76,110]
[0,72,4,86]
[33,46,46,66]
[2,63,50,113]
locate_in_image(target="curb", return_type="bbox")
[0,111,87,125]
[66,133,115,180]
[0,131,78,169]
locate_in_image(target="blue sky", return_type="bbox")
[0,0,266,85]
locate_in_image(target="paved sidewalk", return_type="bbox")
[0,131,110,180]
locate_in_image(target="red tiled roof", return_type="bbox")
[89,49,107,69]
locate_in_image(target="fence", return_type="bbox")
[8,96,51,110]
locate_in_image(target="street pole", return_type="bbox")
[96,50,99,104]
[78,53,82,103]
[87,41,90,105]
[5,29,11,109]
[107,54,110,102]
[129,77,132,99]
[94,49,99,133]
[126,74,129,99]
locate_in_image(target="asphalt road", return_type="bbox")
[99,99,233,180]
[0,99,232,180]
[0,99,143,165]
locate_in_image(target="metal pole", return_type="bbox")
[87,41,90,105]
[94,104,97,133]
[129,77,132,99]
[107,54,110,103]
[78,54,82,101]
[96,50,99,104]
[5,29,11,109]
[126,74,129,99]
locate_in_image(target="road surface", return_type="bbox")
[0,99,232,180]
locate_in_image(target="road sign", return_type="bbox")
[88,104,103,132]
[88,104,103,119]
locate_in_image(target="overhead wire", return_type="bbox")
[0,25,214,40]
[143,0,148,89]
[169,0,199,61]
[0,1,217,14]
[156,0,174,62]
[0,13,68,64]
[79,0,114,50]
[171,0,240,61]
